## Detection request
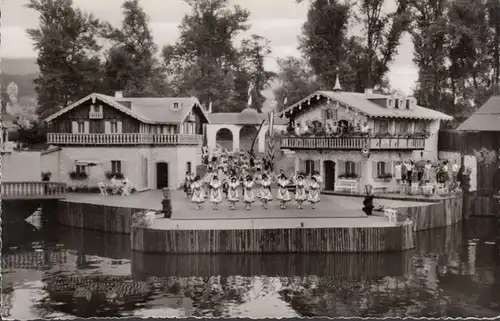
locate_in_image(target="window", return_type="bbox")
[345,161,356,175]
[397,120,408,133]
[377,161,386,177]
[395,99,399,109]
[111,160,122,173]
[187,161,192,173]
[305,160,315,175]
[173,102,180,110]
[378,120,389,133]
[77,121,85,133]
[406,99,410,109]
[325,109,337,120]
[110,121,118,133]
[76,165,86,174]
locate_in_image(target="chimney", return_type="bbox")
[114,91,123,99]
[364,88,373,95]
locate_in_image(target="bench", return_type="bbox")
[373,186,388,194]
[334,179,358,194]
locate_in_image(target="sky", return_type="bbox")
[1,0,418,95]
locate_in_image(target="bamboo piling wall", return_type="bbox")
[56,201,145,234]
[396,194,463,231]
[130,224,415,254]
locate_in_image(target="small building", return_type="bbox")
[43,91,210,190]
[277,84,452,193]
[206,107,287,154]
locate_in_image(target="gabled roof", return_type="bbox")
[208,107,288,125]
[44,93,210,124]
[457,96,500,131]
[277,90,453,121]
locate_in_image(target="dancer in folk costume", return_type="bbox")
[294,174,308,209]
[191,176,205,209]
[307,176,321,209]
[203,165,214,198]
[209,175,223,210]
[242,175,256,210]
[253,168,263,199]
[276,173,292,209]
[259,173,274,209]
[227,176,241,210]
[183,171,193,198]
[312,171,323,186]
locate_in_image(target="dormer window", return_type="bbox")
[387,98,393,108]
[406,99,410,109]
[395,99,399,109]
[173,102,180,110]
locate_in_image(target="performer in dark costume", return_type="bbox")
[362,184,374,216]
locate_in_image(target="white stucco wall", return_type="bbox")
[294,150,416,192]
[2,151,42,182]
[41,149,62,182]
[55,145,199,190]
[206,123,286,154]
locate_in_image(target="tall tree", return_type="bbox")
[298,0,411,92]
[26,0,104,118]
[299,0,352,90]
[273,57,320,112]
[238,35,277,112]
[486,0,500,90]
[163,0,250,112]
[103,0,169,97]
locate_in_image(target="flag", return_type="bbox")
[268,111,275,139]
[247,84,253,107]
[283,96,288,106]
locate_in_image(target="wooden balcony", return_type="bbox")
[280,136,425,150]
[89,111,103,119]
[1,182,67,200]
[47,133,203,146]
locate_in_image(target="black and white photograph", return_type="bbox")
[1,0,500,319]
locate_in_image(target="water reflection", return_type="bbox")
[2,218,499,318]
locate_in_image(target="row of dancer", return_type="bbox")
[189,171,322,211]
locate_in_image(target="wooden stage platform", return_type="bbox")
[64,190,433,230]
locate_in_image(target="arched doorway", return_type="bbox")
[156,162,169,189]
[324,160,336,190]
[240,125,258,153]
[215,128,233,151]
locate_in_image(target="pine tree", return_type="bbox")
[26,0,105,118]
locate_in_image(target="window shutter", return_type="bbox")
[338,161,345,175]
[299,159,306,173]
[386,161,393,174]
[315,160,320,174]
[355,161,361,177]
[84,121,89,133]
[105,121,111,133]
[117,121,123,133]
[372,161,378,178]
[71,121,77,133]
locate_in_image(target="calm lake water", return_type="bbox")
[2,209,500,319]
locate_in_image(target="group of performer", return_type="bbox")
[182,149,322,211]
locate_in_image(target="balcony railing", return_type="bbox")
[0,142,14,153]
[47,133,203,146]
[281,136,425,150]
[1,181,67,200]
[89,111,103,119]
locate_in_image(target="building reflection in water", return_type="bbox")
[1,218,499,318]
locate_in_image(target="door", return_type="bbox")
[324,160,336,190]
[156,162,169,189]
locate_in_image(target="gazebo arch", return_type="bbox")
[215,127,234,151]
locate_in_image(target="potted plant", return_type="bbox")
[69,171,88,180]
[41,171,51,181]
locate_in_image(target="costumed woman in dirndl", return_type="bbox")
[259,173,274,209]
[276,173,291,209]
[191,176,205,210]
[227,176,240,210]
[209,175,223,210]
[243,175,256,211]
[294,173,308,209]
[307,176,321,209]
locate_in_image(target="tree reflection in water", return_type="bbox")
[1,218,499,318]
